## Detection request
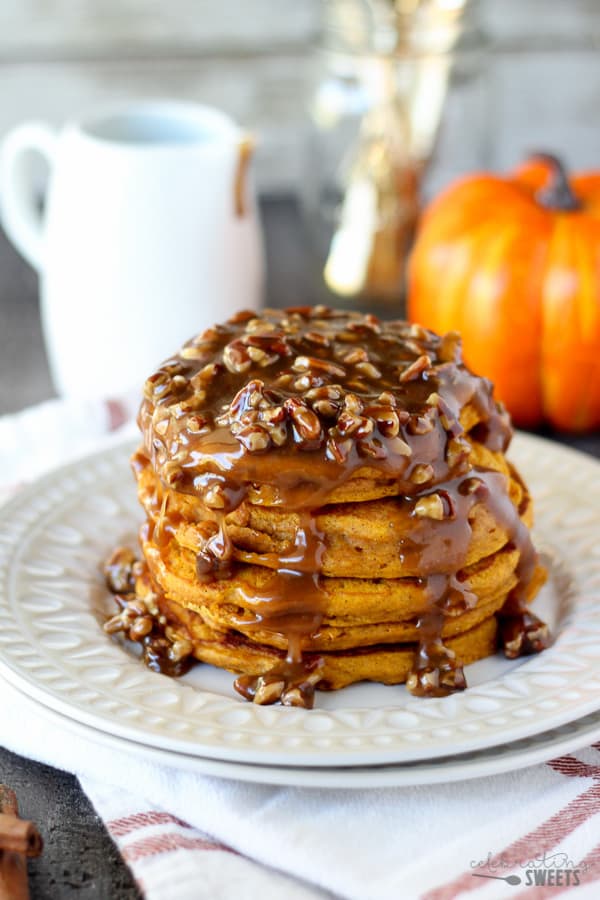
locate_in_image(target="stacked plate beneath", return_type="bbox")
[0,434,599,787]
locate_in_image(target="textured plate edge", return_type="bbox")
[0,432,599,767]
[12,677,600,789]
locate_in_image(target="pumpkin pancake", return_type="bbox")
[103,307,550,707]
[157,609,500,692]
[134,448,530,579]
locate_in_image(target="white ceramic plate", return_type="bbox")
[0,433,599,768]
[14,681,600,788]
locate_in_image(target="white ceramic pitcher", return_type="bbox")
[0,101,264,398]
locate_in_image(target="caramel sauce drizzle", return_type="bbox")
[107,307,549,707]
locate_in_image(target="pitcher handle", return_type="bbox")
[0,122,57,271]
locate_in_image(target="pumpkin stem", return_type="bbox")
[533,153,582,211]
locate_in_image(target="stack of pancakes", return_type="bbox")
[113,307,548,706]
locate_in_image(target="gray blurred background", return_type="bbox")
[1,0,600,193]
[2,0,600,414]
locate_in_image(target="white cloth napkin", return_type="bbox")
[1,397,599,900]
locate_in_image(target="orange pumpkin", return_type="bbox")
[408,154,600,431]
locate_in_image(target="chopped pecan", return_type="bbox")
[410,464,434,485]
[406,641,466,697]
[413,493,445,520]
[500,611,550,659]
[399,354,432,383]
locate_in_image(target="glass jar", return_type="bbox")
[303,0,484,309]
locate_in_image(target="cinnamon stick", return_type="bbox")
[0,815,42,857]
[0,785,43,900]
[0,789,16,817]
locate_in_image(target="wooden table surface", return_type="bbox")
[0,197,599,898]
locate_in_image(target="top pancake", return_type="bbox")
[137,307,513,513]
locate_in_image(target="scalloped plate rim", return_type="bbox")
[8,678,600,788]
[0,432,599,767]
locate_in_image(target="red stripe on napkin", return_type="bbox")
[107,811,192,837]
[121,833,235,863]
[548,756,600,778]
[106,399,128,431]
[423,755,600,900]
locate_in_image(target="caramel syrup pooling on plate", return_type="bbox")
[104,307,549,707]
